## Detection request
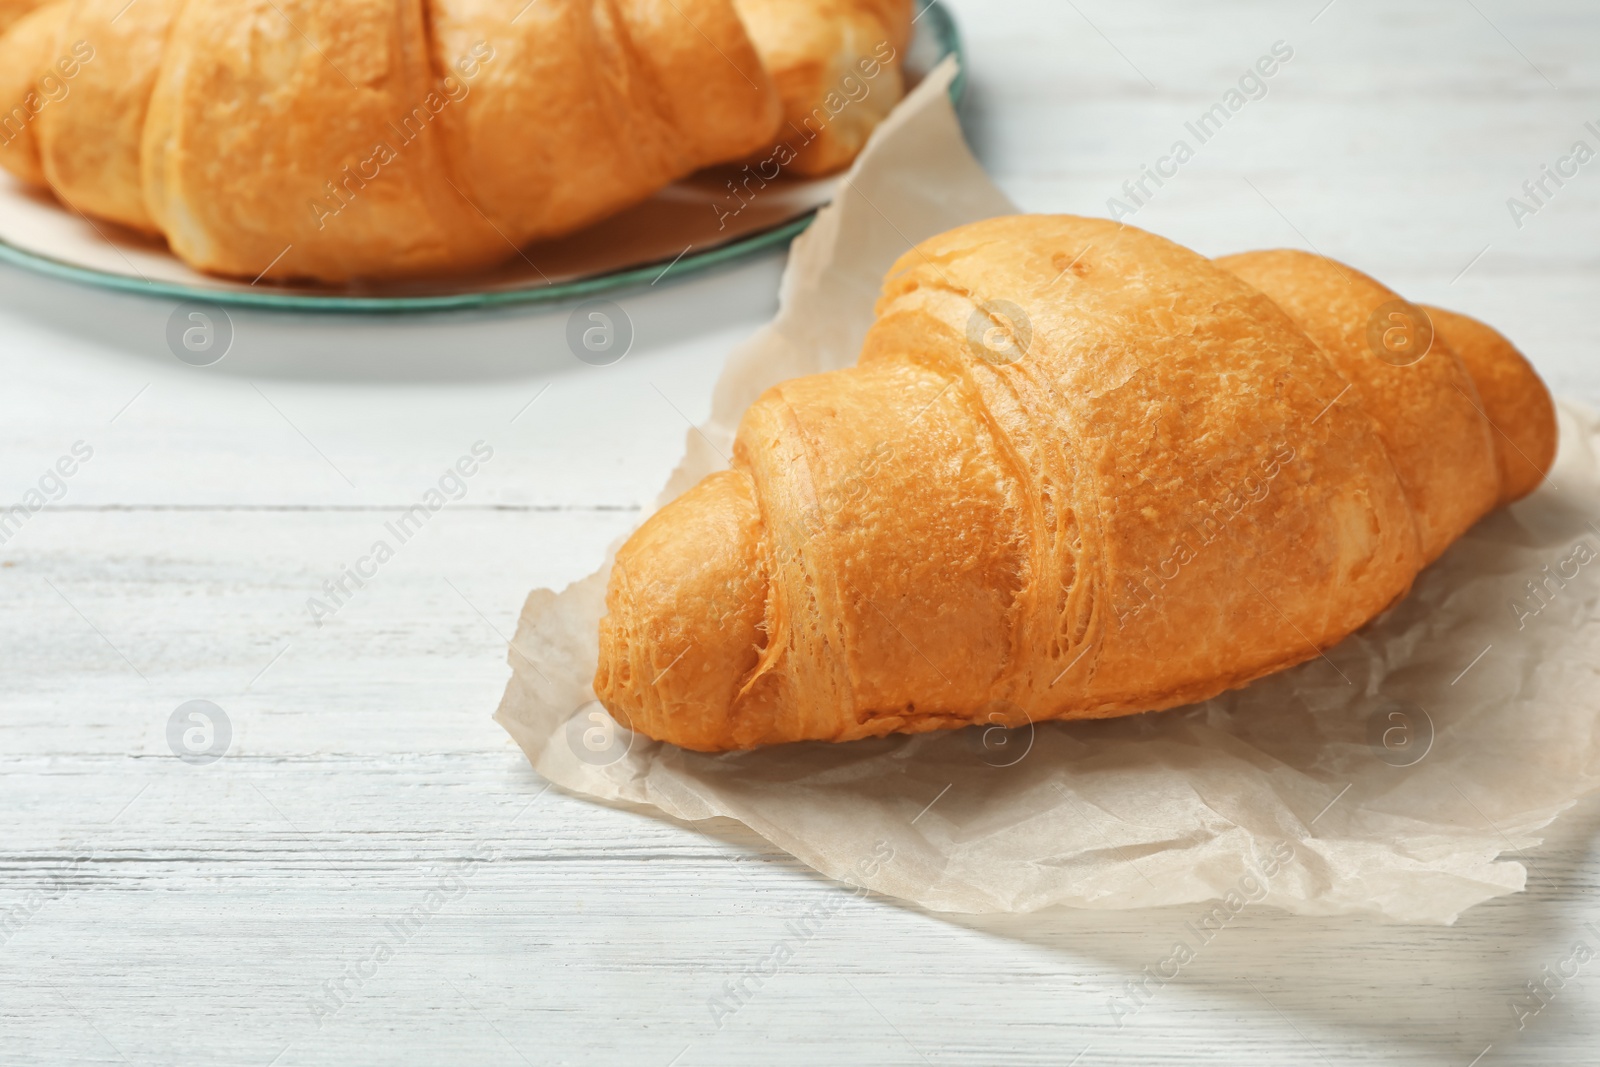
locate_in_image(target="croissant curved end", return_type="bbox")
[1422,304,1558,504]
[595,469,774,753]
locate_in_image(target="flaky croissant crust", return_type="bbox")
[595,215,1557,752]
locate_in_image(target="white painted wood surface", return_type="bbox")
[3,1,1599,1063]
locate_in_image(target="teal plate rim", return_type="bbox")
[0,0,964,315]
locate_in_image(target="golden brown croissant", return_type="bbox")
[0,0,908,282]
[594,214,1557,752]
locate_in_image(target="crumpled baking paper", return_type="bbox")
[494,57,1600,923]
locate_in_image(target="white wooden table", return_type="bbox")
[4,2,1598,1063]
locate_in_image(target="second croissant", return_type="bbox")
[0,0,912,282]
[594,214,1558,752]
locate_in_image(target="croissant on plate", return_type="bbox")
[0,0,911,283]
[594,214,1558,752]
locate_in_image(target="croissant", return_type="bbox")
[0,0,909,282]
[594,214,1558,752]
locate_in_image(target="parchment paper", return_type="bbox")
[494,58,1600,923]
